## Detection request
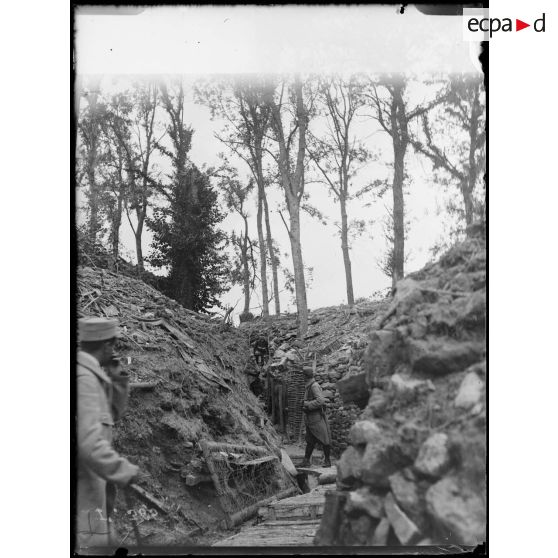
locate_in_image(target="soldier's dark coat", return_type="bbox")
[303,379,331,445]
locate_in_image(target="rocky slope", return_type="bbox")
[315,233,486,547]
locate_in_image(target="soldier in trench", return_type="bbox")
[301,367,332,468]
[76,317,143,552]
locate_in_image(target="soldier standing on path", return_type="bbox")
[300,367,332,468]
[76,317,141,553]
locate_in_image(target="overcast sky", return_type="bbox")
[75,5,481,320]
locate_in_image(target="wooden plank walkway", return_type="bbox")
[257,484,330,521]
[213,485,332,547]
[213,519,321,546]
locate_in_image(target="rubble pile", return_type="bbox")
[315,233,486,547]
[244,300,390,456]
[77,266,284,545]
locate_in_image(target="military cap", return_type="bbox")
[78,317,120,342]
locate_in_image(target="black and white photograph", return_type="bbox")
[73,4,487,554]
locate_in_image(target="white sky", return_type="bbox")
[75,5,481,320]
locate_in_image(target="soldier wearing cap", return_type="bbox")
[76,317,140,551]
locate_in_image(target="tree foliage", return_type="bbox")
[148,165,229,311]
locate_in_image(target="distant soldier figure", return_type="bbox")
[252,334,269,367]
[76,317,141,552]
[301,367,332,468]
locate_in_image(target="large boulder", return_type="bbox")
[349,420,382,446]
[414,432,451,478]
[337,445,364,486]
[454,372,484,410]
[361,439,413,489]
[345,487,384,519]
[364,329,400,380]
[389,470,423,521]
[426,476,486,545]
[406,337,484,377]
[384,492,422,545]
[371,517,391,545]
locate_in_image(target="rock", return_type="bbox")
[345,487,384,519]
[366,388,388,417]
[336,371,369,408]
[322,390,334,399]
[407,337,484,376]
[389,471,422,520]
[426,476,486,545]
[331,352,350,365]
[371,517,390,545]
[455,372,484,409]
[350,514,375,545]
[337,445,363,485]
[349,420,381,446]
[364,329,400,379]
[414,433,450,478]
[361,439,412,488]
[459,290,485,330]
[390,373,426,396]
[384,492,422,545]
[278,343,290,351]
[392,278,425,317]
[398,421,428,445]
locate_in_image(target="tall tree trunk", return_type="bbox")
[242,246,251,315]
[390,79,408,289]
[392,143,406,288]
[288,210,308,335]
[257,188,269,317]
[268,77,308,336]
[111,196,123,266]
[465,84,480,230]
[86,86,100,244]
[135,204,146,273]
[262,190,280,314]
[242,216,251,315]
[339,194,355,306]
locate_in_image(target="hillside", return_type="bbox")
[77,266,287,545]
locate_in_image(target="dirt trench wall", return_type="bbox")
[77,266,286,544]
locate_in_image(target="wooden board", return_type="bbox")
[257,485,331,521]
[213,520,321,546]
[296,465,337,477]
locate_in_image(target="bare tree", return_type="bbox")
[411,75,485,229]
[265,76,311,336]
[78,77,102,244]
[221,176,257,317]
[98,105,128,268]
[308,76,370,306]
[364,75,447,288]
[195,77,282,317]
[109,83,161,273]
